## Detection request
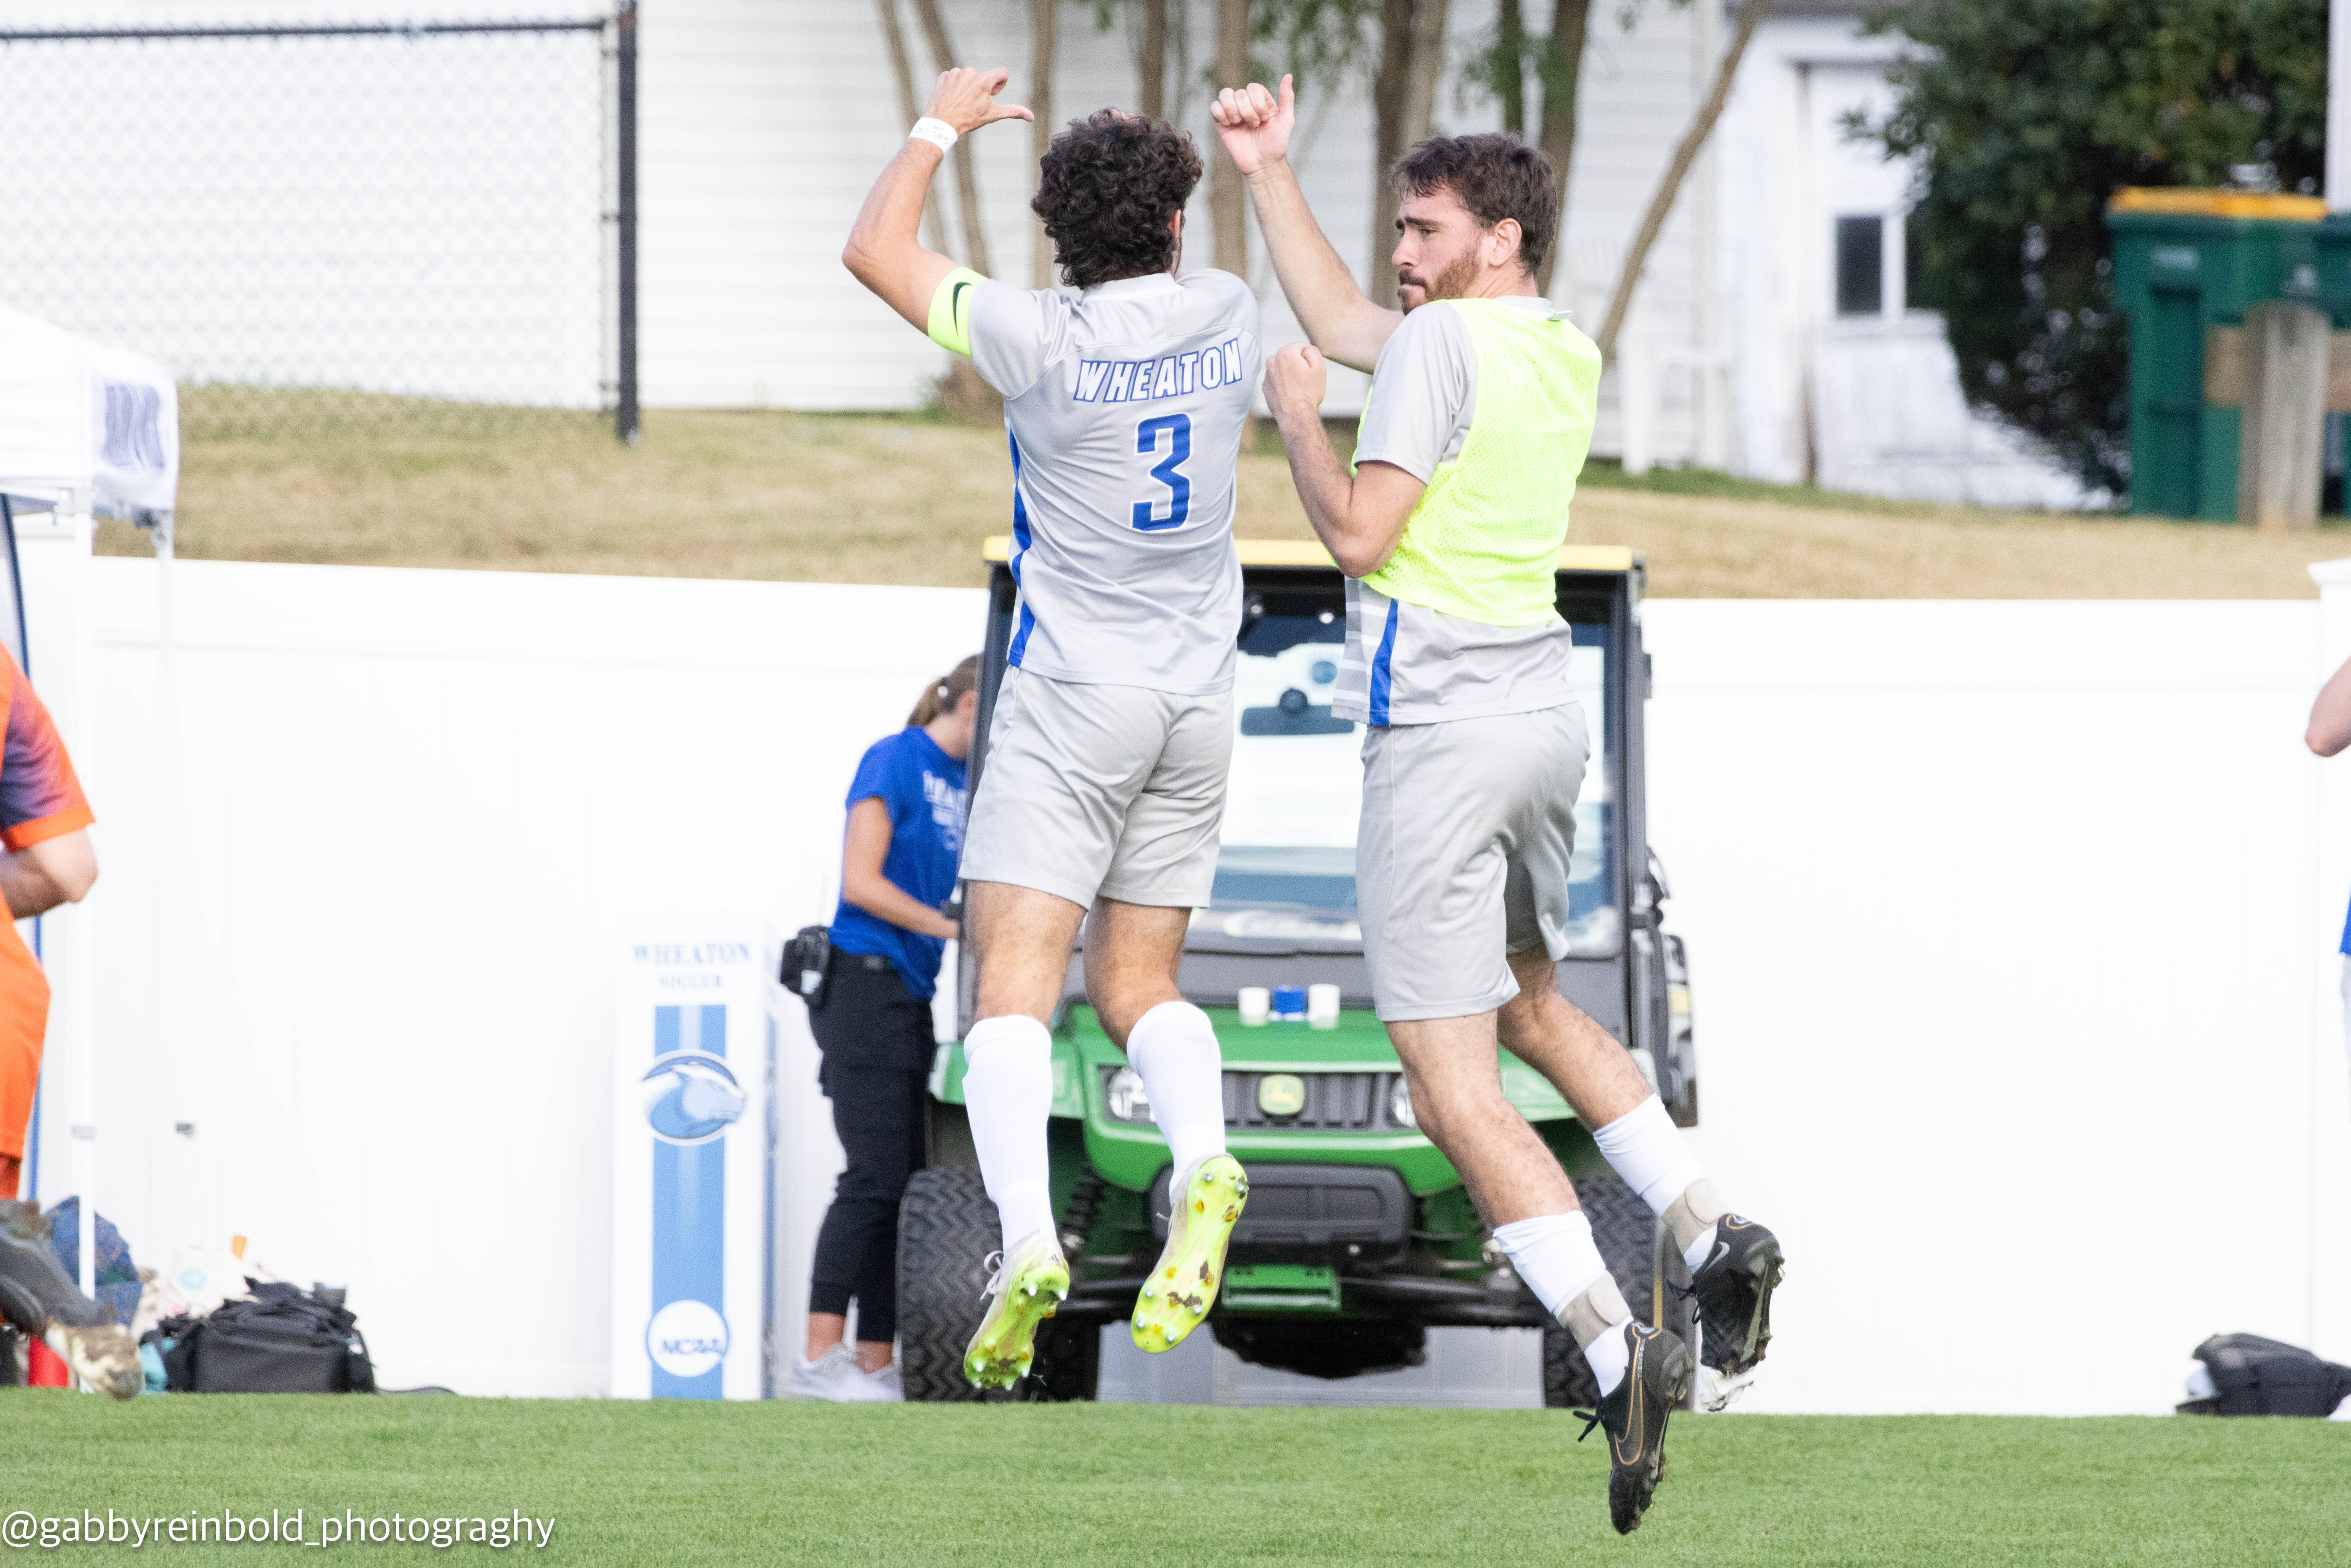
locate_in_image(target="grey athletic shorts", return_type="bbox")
[1357,701,1590,1022]
[960,668,1233,910]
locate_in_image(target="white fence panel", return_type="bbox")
[76,559,986,1395]
[56,562,2350,1410]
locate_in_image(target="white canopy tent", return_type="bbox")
[0,300,179,524]
[0,304,181,1311]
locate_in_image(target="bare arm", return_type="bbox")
[842,67,1032,332]
[2311,652,2351,756]
[1212,76,1401,374]
[1262,344,1423,577]
[0,829,96,921]
[841,797,959,940]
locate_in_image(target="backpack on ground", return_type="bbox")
[156,1280,374,1394]
[2178,1333,2351,1417]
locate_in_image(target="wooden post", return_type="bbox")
[2239,300,2330,531]
[1031,0,1057,288]
[1211,0,1250,278]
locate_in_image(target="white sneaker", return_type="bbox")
[786,1345,897,1403]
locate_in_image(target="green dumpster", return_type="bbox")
[2107,188,2328,520]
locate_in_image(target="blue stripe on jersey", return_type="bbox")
[1008,432,1033,553]
[1007,431,1037,666]
[1369,598,1399,725]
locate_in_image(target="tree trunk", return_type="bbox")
[1401,0,1448,146]
[1594,0,1770,359]
[1212,0,1250,277]
[1031,0,1057,288]
[908,0,993,278]
[1139,0,1168,119]
[1531,0,1589,297]
[1369,0,1449,308]
[1369,0,1414,306]
[1496,0,1524,137]
[874,0,947,254]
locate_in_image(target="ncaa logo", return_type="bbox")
[640,1052,746,1145]
[646,1298,729,1378]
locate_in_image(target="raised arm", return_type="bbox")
[1212,75,1401,374]
[843,67,1033,331]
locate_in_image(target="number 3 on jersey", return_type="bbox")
[1132,413,1191,531]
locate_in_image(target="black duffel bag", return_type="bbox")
[2179,1333,2351,1417]
[159,1281,374,1394]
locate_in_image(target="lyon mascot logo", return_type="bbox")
[639,1053,746,1145]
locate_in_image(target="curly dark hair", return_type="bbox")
[1390,133,1558,280]
[1032,111,1203,290]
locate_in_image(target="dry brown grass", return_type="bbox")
[99,403,2351,598]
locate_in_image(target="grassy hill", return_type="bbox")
[104,399,2351,598]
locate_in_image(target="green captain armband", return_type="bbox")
[927,266,987,356]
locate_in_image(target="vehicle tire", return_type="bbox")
[896,1167,1002,1403]
[896,1166,1098,1402]
[1022,1318,1100,1402]
[1540,1170,1681,1409]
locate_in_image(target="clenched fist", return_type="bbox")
[1210,75,1295,177]
[1263,341,1328,423]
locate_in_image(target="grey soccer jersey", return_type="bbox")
[962,271,1261,696]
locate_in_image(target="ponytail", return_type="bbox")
[907,652,983,727]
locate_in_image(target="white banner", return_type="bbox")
[610,922,779,1401]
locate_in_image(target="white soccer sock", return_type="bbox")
[1124,1000,1230,1205]
[1492,1211,1633,1397]
[1583,1318,1631,1398]
[1590,1095,1725,1269]
[960,1014,1060,1256]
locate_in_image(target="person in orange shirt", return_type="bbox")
[0,648,96,1200]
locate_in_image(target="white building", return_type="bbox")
[646,0,2089,504]
[0,0,2088,506]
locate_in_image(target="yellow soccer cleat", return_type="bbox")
[1131,1154,1249,1353]
[962,1232,1071,1390]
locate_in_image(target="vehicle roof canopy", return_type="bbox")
[980,536,1636,573]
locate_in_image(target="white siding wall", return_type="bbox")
[645,0,1713,448]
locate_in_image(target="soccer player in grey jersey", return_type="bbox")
[1218,79,1781,1533]
[845,68,1258,1389]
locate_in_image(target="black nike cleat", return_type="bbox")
[1576,1322,1694,1536]
[1688,1213,1783,1376]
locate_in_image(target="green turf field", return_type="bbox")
[1,1395,2343,1564]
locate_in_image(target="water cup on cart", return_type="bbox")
[1270,985,1308,1021]
[1307,983,1340,1028]
[1237,986,1270,1026]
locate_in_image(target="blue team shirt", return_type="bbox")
[828,727,968,998]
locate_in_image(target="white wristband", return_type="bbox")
[909,117,958,153]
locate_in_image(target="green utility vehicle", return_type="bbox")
[896,539,1698,1404]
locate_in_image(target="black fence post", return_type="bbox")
[615,0,640,445]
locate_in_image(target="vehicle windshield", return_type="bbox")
[1209,603,1620,958]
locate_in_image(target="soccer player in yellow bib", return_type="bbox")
[1215,77,1783,1536]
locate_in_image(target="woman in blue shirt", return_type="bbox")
[789,655,978,1402]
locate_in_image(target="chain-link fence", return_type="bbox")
[0,13,636,447]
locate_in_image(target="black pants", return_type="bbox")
[805,955,934,1343]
